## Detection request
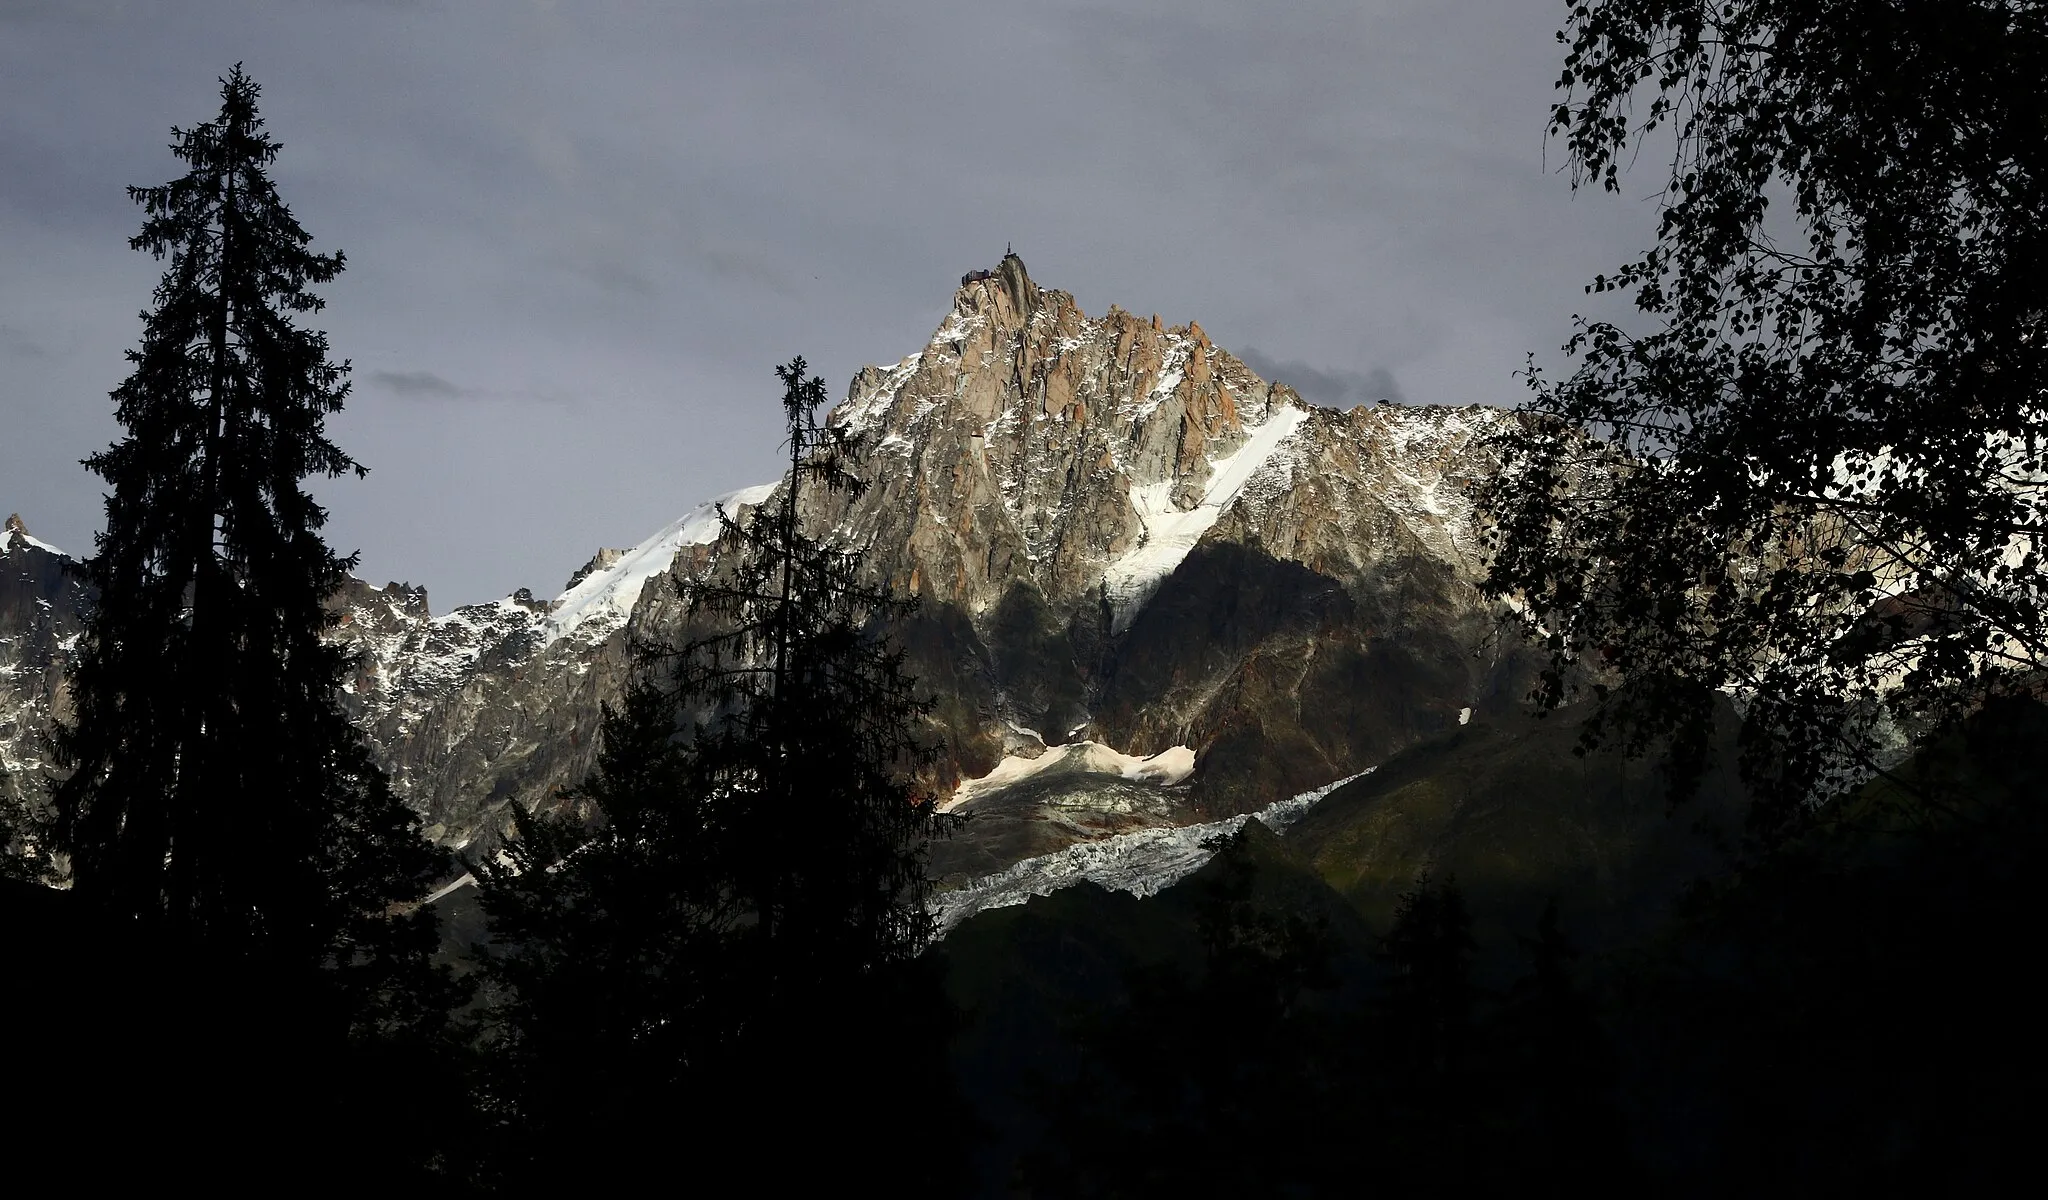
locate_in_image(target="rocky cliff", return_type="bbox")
[0,516,86,814]
[2,256,1536,878]
[783,256,1538,876]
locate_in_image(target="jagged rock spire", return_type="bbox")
[958,248,1039,323]
[995,249,1037,322]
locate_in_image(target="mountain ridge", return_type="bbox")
[3,255,1537,878]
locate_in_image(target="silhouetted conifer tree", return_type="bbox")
[470,679,748,1181]
[41,66,453,1183]
[673,357,940,992]
[477,358,954,1189]
[55,63,439,964]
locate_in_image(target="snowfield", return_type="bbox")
[542,483,775,647]
[1101,402,1309,632]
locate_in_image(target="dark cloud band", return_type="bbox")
[368,369,467,400]
[1236,346,1405,409]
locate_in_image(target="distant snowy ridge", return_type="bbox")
[4,531,66,557]
[2,516,66,559]
[931,766,1375,936]
[0,522,84,787]
[330,482,783,810]
[542,483,775,647]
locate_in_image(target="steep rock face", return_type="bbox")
[823,256,1291,630]
[329,579,581,846]
[765,258,1535,872]
[325,486,776,848]
[0,257,1533,878]
[1095,402,1528,816]
[0,519,87,810]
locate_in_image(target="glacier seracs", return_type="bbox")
[931,765,1374,937]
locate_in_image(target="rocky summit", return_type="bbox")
[2,256,1538,880]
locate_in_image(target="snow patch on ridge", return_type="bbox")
[932,766,1375,936]
[2,528,67,558]
[836,352,926,433]
[542,483,776,647]
[1102,403,1309,632]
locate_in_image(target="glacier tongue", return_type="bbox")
[930,765,1374,937]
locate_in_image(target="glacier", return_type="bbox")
[931,765,1374,936]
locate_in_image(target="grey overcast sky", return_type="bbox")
[0,0,1657,608]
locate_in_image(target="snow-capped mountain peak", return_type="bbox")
[7,254,1532,871]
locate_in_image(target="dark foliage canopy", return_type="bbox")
[475,359,952,1186]
[670,357,941,974]
[1020,830,1353,1197]
[1481,0,2048,830]
[50,67,441,966]
[1378,871,1477,1083]
[1014,841,1625,1195]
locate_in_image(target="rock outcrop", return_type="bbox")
[766,255,1535,875]
[0,519,87,811]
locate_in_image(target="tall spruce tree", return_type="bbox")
[52,67,441,973]
[673,357,940,980]
[477,358,953,1187]
[471,677,749,1180]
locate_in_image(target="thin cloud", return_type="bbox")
[700,246,797,297]
[579,259,656,299]
[368,369,467,399]
[1235,347,1405,409]
[0,323,51,360]
[366,368,577,408]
